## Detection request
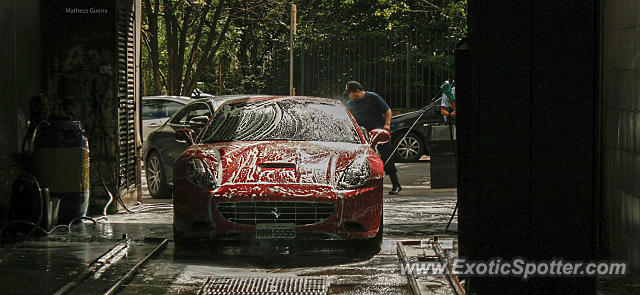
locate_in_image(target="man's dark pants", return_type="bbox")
[377,141,397,175]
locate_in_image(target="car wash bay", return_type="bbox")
[3,0,640,294]
[0,1,462,293]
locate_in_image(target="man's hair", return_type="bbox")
[345,81,364,94]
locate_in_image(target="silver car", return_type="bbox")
[142,96,192,142]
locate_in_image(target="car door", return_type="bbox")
[142,99,162,141]
[158,102,213,183]
[142,99,185,142]
[142,99,180,140]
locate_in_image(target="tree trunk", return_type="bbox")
[143,0,164,94]
[183,15,232,97]
[163,0,179,95]
[182,0,229,96]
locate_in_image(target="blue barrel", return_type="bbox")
[33,120,90,224]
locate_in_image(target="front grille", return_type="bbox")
[217,201,335,225]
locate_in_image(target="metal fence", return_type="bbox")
[270,30,456,110]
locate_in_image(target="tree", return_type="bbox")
[142,0,232,96]
[140,0,467,102]
[214,1,290,94]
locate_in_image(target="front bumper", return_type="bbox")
[173,181,383,241]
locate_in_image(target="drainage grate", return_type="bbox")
[198,277,328,295]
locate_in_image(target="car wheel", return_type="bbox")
[353,212,383,255]
[394,132,424,162]
[146,151,170,198]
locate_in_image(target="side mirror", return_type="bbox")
[175,128,195,146]
[368,129,391,148]
[359,126,370,142]
[187,115,209,128]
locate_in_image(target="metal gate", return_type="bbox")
[271,30,456,110]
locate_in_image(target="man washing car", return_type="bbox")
[344,81,402,195]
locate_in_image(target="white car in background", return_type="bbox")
[142,96,192,142]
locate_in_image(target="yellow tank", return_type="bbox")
[32,120,90,224]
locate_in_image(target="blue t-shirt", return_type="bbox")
[346,91,390,131]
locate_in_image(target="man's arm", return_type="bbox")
[440,94,455,117]
[441,105,456,117]
[384,108,392,131]
[451,101,456,117]
[441,106,451,117]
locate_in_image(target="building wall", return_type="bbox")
[42,0,119,214]
[601,0,640,275]
[42,0,142,213]
[0,0,41,223]
[0,0,141,222]
[459,1,597,293]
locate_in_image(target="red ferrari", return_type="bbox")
[172,96,390,249]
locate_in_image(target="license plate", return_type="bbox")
[256,223,296,239]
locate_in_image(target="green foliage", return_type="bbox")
[141,0,467,101]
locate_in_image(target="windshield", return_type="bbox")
[201,99,361,143]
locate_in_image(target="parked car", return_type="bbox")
[389,97,447,162]
[142,96,192,142]
[172,96,390,249]
[142,95,263,198]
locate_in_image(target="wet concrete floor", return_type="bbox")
[1,158,461,294]
[2,157,635,294]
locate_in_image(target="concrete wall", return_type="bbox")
[601,0,640,275]
[0,0,141,222]
[42,0,141,213]
[0,0,41,223]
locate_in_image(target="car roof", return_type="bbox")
[142,95,192,104]
[174,95,272,111]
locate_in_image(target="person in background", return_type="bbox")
[440,79,456,121]
[344,81,402,195]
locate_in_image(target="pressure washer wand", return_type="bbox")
[383,107,428,166]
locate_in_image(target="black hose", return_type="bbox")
[0,216,105,239]
[26,173,44,238]
[0,173,45,240]
[92,91,132,215]
[0,174,107,241]
[445,116,458,232]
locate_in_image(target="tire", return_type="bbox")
[146,151,170,198]
[394,132,424,162]
[354,212,384,255]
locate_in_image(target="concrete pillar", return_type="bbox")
[459,1,598,293]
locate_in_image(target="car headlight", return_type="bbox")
[185,158,216,190]
[338,157,370,189]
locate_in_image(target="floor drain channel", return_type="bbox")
[198,277,328,295]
